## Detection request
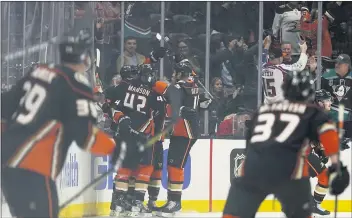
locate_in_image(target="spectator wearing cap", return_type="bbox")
[321,54,352,122]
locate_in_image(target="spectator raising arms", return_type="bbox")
[271,2,301,54]
[116,36,146,75]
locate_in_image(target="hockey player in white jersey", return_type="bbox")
[262,41,308,104]
[272,2,301,54]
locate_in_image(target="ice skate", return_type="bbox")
[312,201,330,216]
[109,192,128,217]
[156,201,181,217]
[126,200,152,217]
[148,200,161,212]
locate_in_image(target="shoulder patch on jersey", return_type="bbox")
[74,72,91,87]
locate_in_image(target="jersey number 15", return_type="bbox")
[263,78,276,97]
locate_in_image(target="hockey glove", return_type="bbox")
[117,116,132,133]
[180,106,197,120]
[341,138,351,151]
[327,162,350,195]
[150,46,167,62]
[314,147,329,164]
[111,129,149,169]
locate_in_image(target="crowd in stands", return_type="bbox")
[2,1,352,138]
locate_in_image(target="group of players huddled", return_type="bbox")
[1,29,351,218]
[1,30,203,218]
[103,56,202,217]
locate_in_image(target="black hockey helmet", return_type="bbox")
[315,89,332,102]
[138,64,156,88]
[282,71,315,101]
[59,29,93,65]
[120,65,139,81]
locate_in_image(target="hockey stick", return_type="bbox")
[334,104,345,218]
[155,33,214,100]
[3,37,59,62]
[59,117,176,211]
[59,140,126,210]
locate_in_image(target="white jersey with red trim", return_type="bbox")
[262,53,308,104]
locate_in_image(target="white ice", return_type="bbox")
[3,203,351,218]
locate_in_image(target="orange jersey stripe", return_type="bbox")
[86,124,115,156]
[319,130,339,156]
[8,121,63,179]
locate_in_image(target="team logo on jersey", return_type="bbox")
[230,148,246,182]
[332,84,350,102]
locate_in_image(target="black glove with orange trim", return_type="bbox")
[327,162,350,195]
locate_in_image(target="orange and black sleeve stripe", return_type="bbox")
[84,122,115,156]
[153,81,169,96]
[318,122,339,156]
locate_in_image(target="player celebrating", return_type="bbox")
[222,71,350,218]
[307,89,333,216]
[105,64,165,217]
[262,41,308,104]
[152,62,200,217]
[0,30,141,218]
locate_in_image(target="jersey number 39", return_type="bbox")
[16,81,47,125]
[250,113,300,143]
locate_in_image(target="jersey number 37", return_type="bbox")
[250,113,300,143]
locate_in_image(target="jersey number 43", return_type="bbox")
[250,113,300,143]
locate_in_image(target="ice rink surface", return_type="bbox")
[87,212,352,218]
[3,204,351,217]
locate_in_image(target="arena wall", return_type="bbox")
[57,139,352,217]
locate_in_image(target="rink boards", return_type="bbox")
[57,139,352,218]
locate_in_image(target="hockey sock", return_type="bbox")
[127,176,136,197]
[314,168,329,204]
[114,168,132,192]
[134,165,154,201]
[167,166,184,202]
[148,170,162,201]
